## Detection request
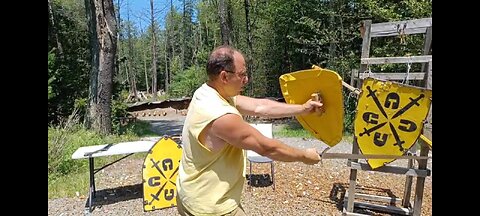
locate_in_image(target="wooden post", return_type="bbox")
[421,27,432,77]
[358,20,372,89]
[350,69,359,89]
[344,18,432,216]
[413,143,429,216]
[345,137,360,213]
[402,153,414,207]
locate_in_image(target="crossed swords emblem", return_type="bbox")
[359,86,425,152]
[148,158,179,205]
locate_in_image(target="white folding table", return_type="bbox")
[71,140,157,213]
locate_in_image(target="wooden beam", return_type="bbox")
[347,161,431,177]
[346,138,361,212]
[345,192,402,205]
[358,72,425,80]
[421,27,433,74]
[344,200,412,215]
[423,61,432,141]
[413,144,430,216]
[402,156,415,208]
[350,69,358,87]
[358,20,372,89]
[361,56,432,65]
[371,18,432,38]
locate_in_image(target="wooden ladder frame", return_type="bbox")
[344,17,432,216]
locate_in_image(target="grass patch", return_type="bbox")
[48,172,90,199]
[273,120,355,143]
[48,117,158,199]
[274,120,313,138]
[120,120,158,137]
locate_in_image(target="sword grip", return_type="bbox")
[311,93,323,114]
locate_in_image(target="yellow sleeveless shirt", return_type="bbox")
[177,83,245,215]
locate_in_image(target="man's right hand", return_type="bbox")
[302,148,321,165]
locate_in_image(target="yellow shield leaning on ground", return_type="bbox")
[279,67,344,147]
[354,78,432,169]
[142,137,182,211]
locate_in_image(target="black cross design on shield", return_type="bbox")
[360,86,424,151]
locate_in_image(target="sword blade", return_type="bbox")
[321,153,431,160]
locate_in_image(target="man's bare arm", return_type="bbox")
[236,95,323,118]
[210,114,320,165]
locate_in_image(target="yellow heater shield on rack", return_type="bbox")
[279,67,344,147]
[142,137,182,211]
[354,78,432,169]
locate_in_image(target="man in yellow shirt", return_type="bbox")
[176,45,323,216]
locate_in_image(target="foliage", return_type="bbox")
[48,0,431,134]
[168,65,207,98]
[48,112,153,178]
[48,51,56,100]
[48,117,154,198]
[48,0,90,125]
[48,0,431,199]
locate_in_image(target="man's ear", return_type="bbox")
[220,70,229,83]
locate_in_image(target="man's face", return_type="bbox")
[225,52,248,96]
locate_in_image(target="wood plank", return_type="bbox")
[345,192,402,205]
[346,138,361,212]
[358,72,425,80]
[413,144,430,216]
[402,156,415,207]
[71,140,156,159]
[371,18,432,37]
[421,27,433,75]
[347,162,430,177]
[423,61,432,141]
[371,27,427,37]
[426,61,432,89]
[358,20,372,89]
[361,56,432,65]
[344,200,412,215]
[350,69,358,87]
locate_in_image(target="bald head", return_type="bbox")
[206,45,244,80]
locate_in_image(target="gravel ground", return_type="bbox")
[49,117,431,215]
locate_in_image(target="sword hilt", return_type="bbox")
[310,93,324,115]
[318,147,331,165]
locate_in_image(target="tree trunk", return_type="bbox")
[219,0,231,45]
[48,0,63,54]
[166,0,175,93]
[244,0,254,95]
[127,10,138,101]
[144,50,149,93]
[327,0,336,68]
[85,0,117,134]
[182,0,186,71]
[150,0,158,100]
[164,31,169,94]
[115,0,121,93]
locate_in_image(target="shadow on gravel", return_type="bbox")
[246,174,273,188]
[90,183,142,209]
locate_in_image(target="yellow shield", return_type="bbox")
[354,78,432,169]
[142,137,182,211]
[279,67,344,146]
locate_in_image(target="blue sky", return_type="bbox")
[118,0,183,31]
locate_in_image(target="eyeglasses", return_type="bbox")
[226,70,248,78]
